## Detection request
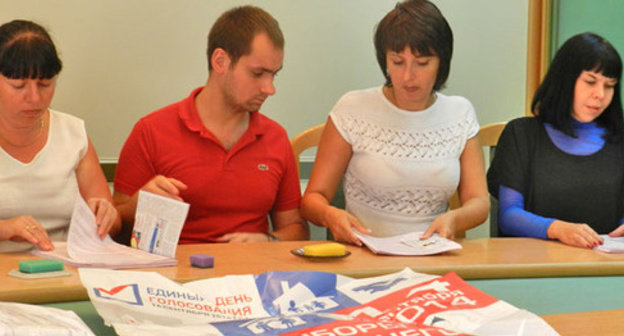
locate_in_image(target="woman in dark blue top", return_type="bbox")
[488,32,624,248]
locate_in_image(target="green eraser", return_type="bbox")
[18,259,64,274]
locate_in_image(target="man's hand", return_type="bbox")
[141,175,188,201]
[216,232,272,243]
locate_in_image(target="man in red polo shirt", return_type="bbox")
[113,6,308,244]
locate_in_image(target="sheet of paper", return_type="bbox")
[594,235,624,253]
[0,302,95,335]
[353,231,462,256]
[132,190,189,257]
[33,196,177,269]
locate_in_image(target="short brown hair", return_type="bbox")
[374,0,453,90]
[207,5,284,71]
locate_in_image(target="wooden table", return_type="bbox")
[163,237,624,280]
[542,309,624,336]
[2,238,624,304]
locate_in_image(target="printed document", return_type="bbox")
[33,196,177,268]
[594,235,624,253]
[354,231,462,255]
[131,190,189,257]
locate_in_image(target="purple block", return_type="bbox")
[190,254,214,268]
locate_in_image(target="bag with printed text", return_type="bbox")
[79,268,558,335]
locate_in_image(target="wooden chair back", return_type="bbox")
[290,123,325,178]
[449,122,507,238]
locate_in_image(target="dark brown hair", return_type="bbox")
[207,5,284,71]
[374,0,453,90]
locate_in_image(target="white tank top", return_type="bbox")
[0,110,87,252]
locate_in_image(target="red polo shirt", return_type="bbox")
[114,87,301,243]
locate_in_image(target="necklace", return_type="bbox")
[0,117,46,148]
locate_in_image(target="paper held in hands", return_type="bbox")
[33,193,188,268]
[131,190,190,257]
[594,235,624,253]
[353,231,462,256]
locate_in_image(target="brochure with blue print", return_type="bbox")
[131,190,189,257]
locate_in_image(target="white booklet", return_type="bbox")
[131,190,190,257]
[353,231,462,256]
[33,196,178,269]
[594,235,624,253]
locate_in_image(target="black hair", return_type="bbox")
[532,32,623,142]
[0,19,62,79]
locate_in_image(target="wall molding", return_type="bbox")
[526,0,553,115]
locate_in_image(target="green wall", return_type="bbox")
[553,0,624,56]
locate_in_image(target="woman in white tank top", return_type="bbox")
[0,20,120,252]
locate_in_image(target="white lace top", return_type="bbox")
[330,87,479,236]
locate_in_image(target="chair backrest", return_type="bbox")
[448,122,507,238]
[290,123,325,178]
[478,122,506,237]
[477,122,506,148]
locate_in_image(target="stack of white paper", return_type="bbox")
[33,196,178,269]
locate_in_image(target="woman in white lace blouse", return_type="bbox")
[301,0,489,245]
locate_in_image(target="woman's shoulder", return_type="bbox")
[49,109,84,125]
[436,93,471,105]
[434,94,475,120]
[48,110,87,153]
[505,116,542,132]
[49,109,85,134]
[330,87,386,122]
[335,87,382,106]
[433,94,477,128]
[497,117,544,149]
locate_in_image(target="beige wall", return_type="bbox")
[1,0,528,160]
